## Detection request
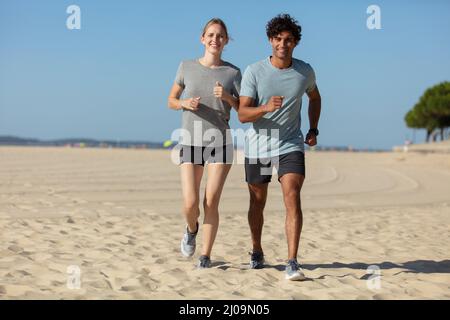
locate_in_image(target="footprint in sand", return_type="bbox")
[120,278,141,292]
[86,279,113,290]
[8,245,24,253]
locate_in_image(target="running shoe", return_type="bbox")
[180,222,198,257]
[249,250,265,269]
[197,255,211,269]
[285,259,306,281]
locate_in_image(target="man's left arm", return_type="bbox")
[305,86,321,146]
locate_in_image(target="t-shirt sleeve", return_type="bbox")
[239,66,257,99]
[306,64,317,93]
[174,62,185,88]
[232,69,242,97]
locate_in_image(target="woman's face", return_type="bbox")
[201,23,228,55]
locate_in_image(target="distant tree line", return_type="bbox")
[405,82,450,142]
[0,136,164,149]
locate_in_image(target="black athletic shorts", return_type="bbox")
[179,144,234,166]
[245,151,305,184]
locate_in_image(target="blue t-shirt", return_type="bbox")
[240,57,316,158]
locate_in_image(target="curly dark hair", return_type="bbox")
[266,14,302,43]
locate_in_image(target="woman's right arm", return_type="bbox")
[167,83,200,111]
[167,83,185,110]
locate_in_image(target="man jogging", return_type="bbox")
[238,14,321,281]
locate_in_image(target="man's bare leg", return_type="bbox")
[279,173,305,260]
[247,183,268,253]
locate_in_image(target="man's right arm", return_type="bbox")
[238,96,283,123]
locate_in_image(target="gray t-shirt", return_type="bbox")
[240,57,316,158]
[175,59,241,147]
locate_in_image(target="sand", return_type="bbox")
[0,146,449,299]
[393,139,450,154]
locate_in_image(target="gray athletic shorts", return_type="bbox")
[245,151,305,184]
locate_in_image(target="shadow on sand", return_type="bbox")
[219,260,450,280]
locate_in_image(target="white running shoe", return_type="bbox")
[285,259,306,281]
[180,222,198,257]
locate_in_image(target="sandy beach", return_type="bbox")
[0,146,449,299]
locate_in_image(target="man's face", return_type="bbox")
[269,31,298,60]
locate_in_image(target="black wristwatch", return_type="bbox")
[308,128,319,136]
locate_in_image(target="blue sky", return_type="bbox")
[1,0,449,149]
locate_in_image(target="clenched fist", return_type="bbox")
[264,96,284,113]
[181,97,201,111]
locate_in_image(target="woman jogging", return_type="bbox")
[167,18,241,268]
